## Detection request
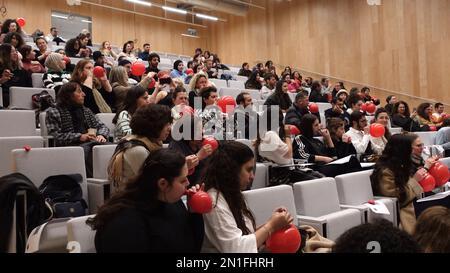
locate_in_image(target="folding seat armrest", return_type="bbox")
[87,179,111,214]
[339,204,369,223]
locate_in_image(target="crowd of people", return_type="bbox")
[1,18,450,253]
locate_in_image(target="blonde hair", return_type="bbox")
[109,66,128,87]
[44,53,63,72]
[188,72,208,93]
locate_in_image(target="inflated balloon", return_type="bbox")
[186,68,194,75]
[369,123,385,138]
[366,103,376,114]
[361,103,367,112]
[131,62,146,76]
[148,78,156,89]
[93,66,105,78]
[428,162,450,187]
[23,145,31,152]
[179,104,194,117]
[187,190,212,214]
[217,96,236,114]
[289,125,301,136]
[429,126,437,132]
[202,137,218,151]
[16,18,26,27]
[63,56,71,64]
[430,113,442,124]
[266,224,301,253]
[419,173,436,192]
[309,103,319,113]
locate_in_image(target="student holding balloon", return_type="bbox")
[88,149,205,253]
[369,108,392,155]
[201,141,294,253]
[370,134,426,234]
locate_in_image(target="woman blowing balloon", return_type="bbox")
[87,149,204,253]
[201,141,293,253]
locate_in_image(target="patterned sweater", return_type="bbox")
[46,106,109,146]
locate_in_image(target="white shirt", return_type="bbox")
[202,188,258,253]
[344,127,386,156]
[258,131,292,165]
[260,85,274,100]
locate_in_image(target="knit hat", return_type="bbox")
[336,89,349,98]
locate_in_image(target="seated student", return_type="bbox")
[370,108,391,155]
[391,101,423,131]
[414,206,450,253]
[414,102,442,128]
[325,97,346,122]
[308,81,328,103]
[145,52,160,74]
[434,118,450,157]
[4,32,25,59]
[260,73,276,100]
[410,133,438,175]
[188,73,208,108]
[434,102,446,119]
[294,114,361,177]
[202,141,293,253]
[45,82,109,177]
[285,92,320,130]
[344,111,383,162]
[43,53,72,94]
[238,62,252,78]
[169,116,213,185]
[233,91,259,139]
[361,86,380,105]
[109,66,155,110]
[113,86,150,142]
[245,71,262,90]
[70,60,112,114]
[170,60,187,80]
[343,94,364,129]
[170,86,190,121]
[198,86,226,139]
[88,149,204,253]
[34,37,51,66]
[0,43,32,107]
[384,95,398,116]
[18,45,46,73]
[327,118,357,159]
[370,134,426,234]
[333,219,421,253]
[264,80,292,113]
[108,104,198,193]
[335,89,349,110]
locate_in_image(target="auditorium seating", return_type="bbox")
[9,87,55,110]
[67,215,96,253]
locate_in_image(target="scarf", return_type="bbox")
[68,105,87,134]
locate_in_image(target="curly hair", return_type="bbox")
[202,141,256,235]
[3,32,24,49]
[333,219,421,253]
[414,206,450,253]
[1,19,22,35]
[130,104,173,140]
[87,149,186,231]
[112,85,148,124]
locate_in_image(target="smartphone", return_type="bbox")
[159,77,172,85]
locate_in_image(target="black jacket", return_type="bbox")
[285,105,321,129]
[264,92,292,111]
[0,173,51,253]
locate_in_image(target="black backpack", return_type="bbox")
[38,174,87,218]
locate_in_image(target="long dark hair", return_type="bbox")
[56,82,81,107]
[4,32,24,49]
[374,107,392,140]
[203,141,256,235]
[370,134,418,203]
[87,149,186,231]
[1,19,22,34]
[417,103,432,121]
[112,86,147,124]
[0,43,18,71]
[245,71,262,89]
[392,101,411,117]
[299,114,318,139]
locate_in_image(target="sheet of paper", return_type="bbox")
[361,163,376,168]
[364,200,390,215]
[416,191,450,203]
[325,155,352,165]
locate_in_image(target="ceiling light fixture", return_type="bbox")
[196,13,218,21]
[162,6,187,14]
[126,0,152,7]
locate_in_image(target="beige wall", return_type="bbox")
[6,0,450,106]
[208,0,450,106]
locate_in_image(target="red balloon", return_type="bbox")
[309,103,319,113]
[419,173,436,192]
[266,224,301,253]
[187,191,212,214]
[148,78,156,89]
[179,104,194,117]
[93,66,105,78]
[361,103,367,112]
[131,62,146,76]
[186,68,194,75]
[428,162,450,187]
[202,137,218,151]
[23,145,31,152]
[429,126,437,132]
[289,125,301,136]
[217,96,236,114]
[16,17,26,27]
[366,103,376,114]
[369,123,385,138]
[63,56,71,64]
